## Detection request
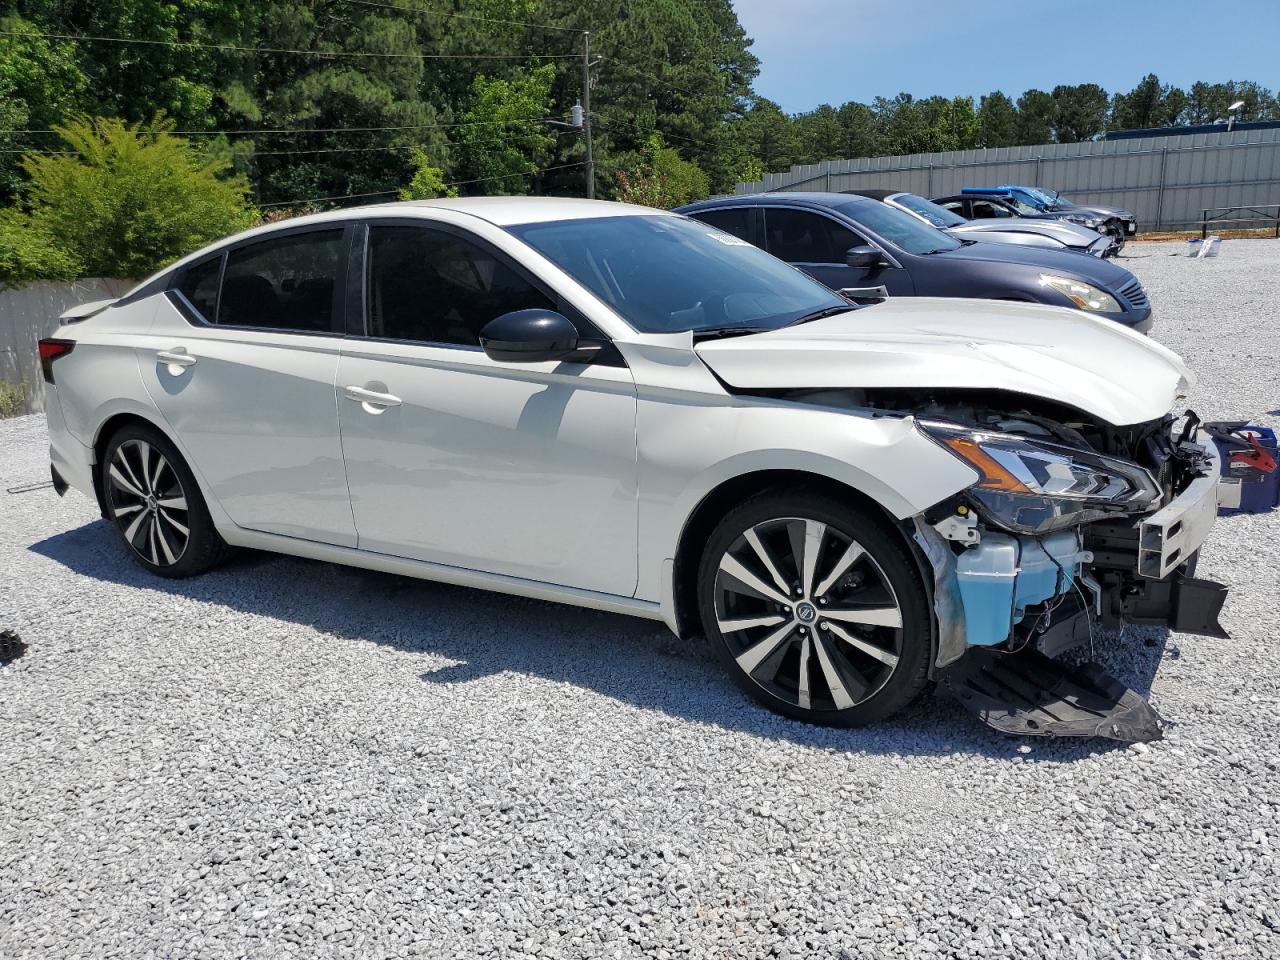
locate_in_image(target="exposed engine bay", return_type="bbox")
[762,386,1233,742]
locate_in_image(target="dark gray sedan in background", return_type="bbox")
[676,192,1152,332]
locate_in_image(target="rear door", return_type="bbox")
[334,219,639,596]
[139,226,357,546]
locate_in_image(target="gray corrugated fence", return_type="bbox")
[734,127,1280,231]
[0,279,133,417]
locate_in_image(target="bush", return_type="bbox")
[0,115,257,286]
[616,136,710,209]
[0,380,24,418]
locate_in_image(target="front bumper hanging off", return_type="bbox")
[918,429,1229,743]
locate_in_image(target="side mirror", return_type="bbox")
[845,245,885,269]
[479,309,580,363]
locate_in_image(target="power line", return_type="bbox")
[341,0,584,34]
[600,57,725,105]
[4,129,569,159]
[257,160,588,208]
[3,118,552,138]
[0,29,580,60]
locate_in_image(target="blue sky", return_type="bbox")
[732,0,1280,113]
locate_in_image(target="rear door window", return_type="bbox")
[218,230,344,332]
[690,207,755,245]
[176,255,222,323]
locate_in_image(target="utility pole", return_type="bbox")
[582,31,594,199]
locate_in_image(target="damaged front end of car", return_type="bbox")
[903,401,1228,743]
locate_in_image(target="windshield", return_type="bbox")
[842,199,961,254]
[508,214,849,335]
[1023,187,1077,210]
[892,193,967,228]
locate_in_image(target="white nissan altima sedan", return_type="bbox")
[41,197,1230,736]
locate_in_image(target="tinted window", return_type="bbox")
[218,230,343,332]
[691,207,753,242]
[836,199,961,255]
[177,255,221,322]
[509,215,848,335]
[366,225,555,346]
[765,209,862,263]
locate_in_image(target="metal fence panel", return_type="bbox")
[738,128,1280,231]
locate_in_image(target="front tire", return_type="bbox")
[697,491,931,727]
[102,423,230,578]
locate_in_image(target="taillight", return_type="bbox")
[38,338,75,383]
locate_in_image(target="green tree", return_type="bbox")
[0,116,256,285]
[836,101,881,158]
[0,16,88,196]
[1015,89,1057,144]
[1051,83,1109,142]
[455,65,558,195]
[977,91,1019,147]
[793,104,844,162]
[736,98,800,173]
[400,149,458,199]
[615,136,709,208]
[1109,73,1186,130]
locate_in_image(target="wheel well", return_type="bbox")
[670,470,902,639]
[90,412,165,516]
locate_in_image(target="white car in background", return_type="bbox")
[40,198,1228,739]
[847,189,1116,257]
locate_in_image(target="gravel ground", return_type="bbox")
[2,239,1279,960]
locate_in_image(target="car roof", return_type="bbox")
[842,188,899,201]
[679,191,876,215]
[122,197,669,303]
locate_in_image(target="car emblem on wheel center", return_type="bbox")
[796,602,817,624]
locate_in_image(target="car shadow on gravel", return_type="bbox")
[31,519,1169,762]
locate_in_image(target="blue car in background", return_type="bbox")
[960,186,1138,244]
[676,192,1153,332]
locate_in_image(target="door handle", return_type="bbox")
[343,385,402,412]
[156,350,197,373]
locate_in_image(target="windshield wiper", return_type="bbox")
[691,325,773,342]
[784,305,857,327]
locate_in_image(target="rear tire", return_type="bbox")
[697,490,931,727]
[101,422,231,578]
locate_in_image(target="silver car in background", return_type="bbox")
[846,189,1115,257]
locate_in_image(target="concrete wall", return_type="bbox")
[735,127,1280,232]
[0,279,133,416]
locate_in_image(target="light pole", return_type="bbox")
[1227,100,1245,132]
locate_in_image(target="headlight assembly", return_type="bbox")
[1039,274,1121,312]
[919,421,1161,534]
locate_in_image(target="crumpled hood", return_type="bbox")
[695,298,1194,426]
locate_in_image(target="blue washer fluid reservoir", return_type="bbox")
[954,531,1082,647]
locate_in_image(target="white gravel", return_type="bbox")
[2,239,1279,959]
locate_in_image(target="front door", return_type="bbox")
[762,207,914,298]
[140,227,357,547]
[335,222,639,597]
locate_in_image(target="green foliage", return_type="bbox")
[0,16,88,196]
[0,380,25,418]
[615,136,709,208]
[1,116,256,285]
[400,150,458,199]
[455,65,558,196]
[0,0,1277,221]
[1051,83,1110,143]
[977,91,1019,147]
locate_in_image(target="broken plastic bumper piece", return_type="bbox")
[940,648,1164,743]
